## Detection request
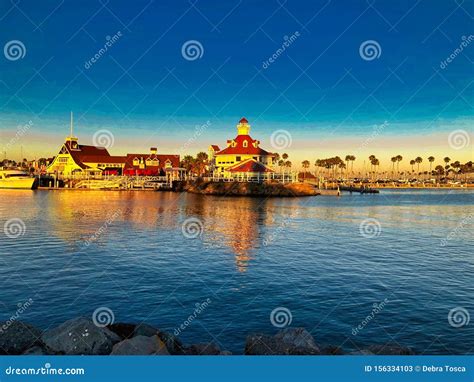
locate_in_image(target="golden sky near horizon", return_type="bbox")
[2,127,472,170]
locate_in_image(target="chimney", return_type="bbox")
[150,147,157,155]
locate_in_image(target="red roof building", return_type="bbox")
[209,118,275,177]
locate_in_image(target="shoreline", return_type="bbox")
[1,318,421,356]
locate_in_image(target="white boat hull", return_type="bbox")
[0,178,38,189]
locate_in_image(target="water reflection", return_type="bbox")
[39,191,279,272]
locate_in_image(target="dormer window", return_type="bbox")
[165,159,172,168]
[243,140,248,148]
[253,141,258,148]
[232,141,236,147]
[133,157,139,166]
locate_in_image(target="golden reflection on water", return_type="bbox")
[38,191,280,272]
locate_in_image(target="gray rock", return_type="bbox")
[156,330,185,355]
[349,349,374,355]
[186,343,222,355]
[111,335,169,355]
[42,317,120,355]
[245,328,321,355]
[133,323,158,337]
[23,345,47,355]
[0,321,42,355]
[274,328,320,352]
[366,343,415,355]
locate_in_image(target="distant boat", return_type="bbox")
[0,170,38,189]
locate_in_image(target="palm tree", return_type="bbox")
[180,155,195,175]
[396,155,403,176]
[278,159,285,172]
[428,156,435,175]
[302,160,310,180]
[415,157,423,175]
[282,153,288,161]
[410,159,415,173]
[349,155,356,175]
[391,156,397,177]
[195,152,208,176]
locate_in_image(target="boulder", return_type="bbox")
[0,321,42,355]
[322,345,344,355]
[42,317,120,355]
[245,328,320,355]
[133,323,158,337]
[156,330,185,355]
[107,323,136,340]
[349,349,374,355]
[111,335,169,355]
[366,343,415,355]
[185,342,222,355]
[23,345,48,355]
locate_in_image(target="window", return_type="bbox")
[243,140,248,148]
[133,157,139,166]
[236,156,241,161]
[165,159,172,168]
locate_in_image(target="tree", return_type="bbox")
[410,159,415,173]
[396,155,403,175]
[415,157,423,174]
[391,157,397,176]
[282,153,288,161]
[428,156,435,175]
[180,155,195,175]
[194,152,208,176]
[301,160,310,180]
[278,159,285,172]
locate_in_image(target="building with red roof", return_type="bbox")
[208,118,275,178]
[47,117,180,177]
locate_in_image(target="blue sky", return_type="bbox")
[0,0,472,166]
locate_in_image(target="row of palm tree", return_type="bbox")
[297,154,473,180]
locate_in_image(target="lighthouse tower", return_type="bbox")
[236,117,250,135]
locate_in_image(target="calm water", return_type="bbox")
[1,189,473,354]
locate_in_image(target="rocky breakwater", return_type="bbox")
[175,179,320,197]
[1,319,415,356]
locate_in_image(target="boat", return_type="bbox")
[0,169,38,189]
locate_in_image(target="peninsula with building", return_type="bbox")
[2,115,472,194]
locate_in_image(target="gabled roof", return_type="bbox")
[227,158,274,173]
[124,153,180,169]
[210,145,220,151]
[216,135,274,156]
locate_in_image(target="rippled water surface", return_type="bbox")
[1,189,473,354]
